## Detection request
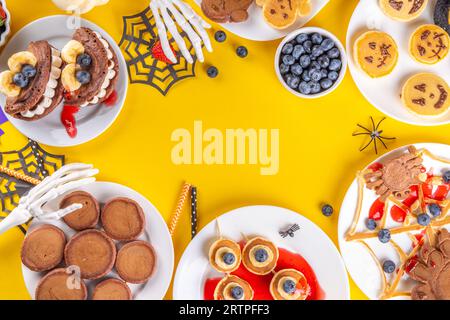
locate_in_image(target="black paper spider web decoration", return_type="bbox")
[0,139,65,234]
[119,7,197,96]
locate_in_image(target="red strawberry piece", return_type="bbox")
[103,90,117,107]
[151,40,177,64]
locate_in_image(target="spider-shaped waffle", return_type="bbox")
[353,117,396,154]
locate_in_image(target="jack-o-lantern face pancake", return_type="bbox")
[354,31,398,78]
[21,224,66,272]
[409,24,449,64]
[209,239,241,273]
[242,237,279,275]
[379,0,428,21]
[115,241,156,284]
[35,268,87,300]
[401,73,449,117]
[92,278,132,300]
[65,229,116,280]
[270,269,310,300]
[214,275,254,300]
[61,191,100,231]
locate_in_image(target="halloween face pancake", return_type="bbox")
[209,238,242,273]
[61,191,100,231]
[201,0,253,23]
[214,275,254,300]
[242,237,279,275]
[115,241,156,284]
[36,268,87,300]
[270,269,310,300]
[409,24,449,64]
[92,278,132,300]
[21,224,66,272]
[434,0,450,35]
[379,0,428,21]
[65,229,116,280]
[101,197,145,241]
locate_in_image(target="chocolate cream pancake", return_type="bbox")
[36,268,87,300]
[92,278,132,300]
[61,191,100,231]
[65,229,116,280]
[115,241,156,284]
[101,197,145,241]
[21,224,66,272]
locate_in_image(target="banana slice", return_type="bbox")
[61,64,81,92]
[0,71,21,97]
[8,51,37,73]
[61,40,85,64]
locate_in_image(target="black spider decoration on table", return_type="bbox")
[279,224,300,238]
[353,117,396,154]
[119,7,197,96]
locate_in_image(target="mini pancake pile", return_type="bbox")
[21,191,157,300]
[209,236,310,300]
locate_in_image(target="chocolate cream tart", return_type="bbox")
[60,191,100,231]
[101,197,145,241]
[242,237,279,275]
[92,278,132,300]
[214,275,254,300]
[209,238,242,273]
[115,241,156,284]
[65,229,116,280]
[21,224,66,272]
[36,268,87,300]
[270,269,310,300]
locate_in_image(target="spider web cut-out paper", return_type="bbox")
[119,7,197,96]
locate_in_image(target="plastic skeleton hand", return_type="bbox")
[0,163,99,235]
[150,0,213,64]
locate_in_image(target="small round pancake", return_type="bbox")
[65,229,116,280]
[115,241,156,284]
[21,224,66,272]
[101,197,145,241]
[36,268,87,300]
[409,24,449,64]
[61,191,100,231]
[92,278,132,300]
[379,0,428,21]
[208,238,242,273]
[270,269,310,300]
[242,237,279,275]
[214,275,254,300]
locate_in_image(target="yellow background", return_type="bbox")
[0,0,449,300]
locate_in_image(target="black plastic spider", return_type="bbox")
[353,117,396,154]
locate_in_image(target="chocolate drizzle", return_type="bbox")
[365,56,374,63]
[414,83,427,92]
[412,98,426,106]
[434,85,448,109]
[388,0,403,11]
[369,42,377,50]
[409,0,425,14]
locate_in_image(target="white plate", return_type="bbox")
[22,181,174,300]
[0,15,128,147]
[338,143,450,300]
[173,205,350,300]
[346,0,450,126]
[195,1,330,41]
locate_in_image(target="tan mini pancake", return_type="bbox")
[36,268,87,300]
[242,237,279,275]
[214,275,254,300]
[379,0,428,21]
[21,224,66,272]
[101,197,145,241]
[256,0,312,30]
[61,191,100,231]
[92,278,132,300]
[353,30,398,78]
[65,229,116,280]
[270,269,310,300]
[116,241,156,284]
[409,24,449,65]
[401,73,449,117]
[209,238,242,273]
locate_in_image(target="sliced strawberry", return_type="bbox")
[151,40,176,64]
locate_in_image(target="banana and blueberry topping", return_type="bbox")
[61,40,92,92]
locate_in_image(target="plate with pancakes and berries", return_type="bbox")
[173,205,350,300]
[347,0,450,126]
[0,15,128,147]
[338,143,450,300]
[21,182,174,300]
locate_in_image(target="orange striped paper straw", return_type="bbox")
[0,165,41,185]
[169,182,192,236]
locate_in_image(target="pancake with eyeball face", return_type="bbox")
[61,27,118,107]
[0,41,63,121]
[270,269,310,300]
[209,238,242,273]
[214,275,254,300]
[242,237,279,275]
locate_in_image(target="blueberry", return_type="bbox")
[286,75,300,89]
[317,55,330,68]
[254,248,269,263]
[21,64,36,78]
[282,43,294,55]
[366,218,377,231]
[327,47,340,59]
[295,33,309,44]
[443,170,450,183]
[320,78,333,90]
[290,64,303,76]
[311,33,323,45]
[302,71,311,82]
[303,40,312,53]
[321,38,335,51]
[292,45,305,60]
[417,213,431,226]
[383,260,396,274]
[311,45,324,58]
[328,71,339,81]
[298,81,311,95]
[299,55,311,68]
[283,279,296,294]
[329,59,342,71]
[282,54,295,66]
[236,46,248,58]
[428,204,442,217]
[207,66,219,78]
[279,63,290,75]
[321,204,333,216]
[309,81,321,94]
[231,286,244,300]
[13,73,29,88]
[309,69,322,82]
[310,61,321,70]
[321,69,328,78]
[77,53,92,67]
[214,30,227,42]
[223,252,236,265]
[378,229,391,243]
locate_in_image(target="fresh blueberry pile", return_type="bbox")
[278,32,343,96]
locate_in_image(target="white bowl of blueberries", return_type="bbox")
[275,27,347,99]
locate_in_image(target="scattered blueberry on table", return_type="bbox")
[383,260,396,274]
[321,204,334,217]
[236,46,248,58]
[214,30,227,43]
[207,66,219,78]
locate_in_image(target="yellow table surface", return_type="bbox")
[0,0,449,300]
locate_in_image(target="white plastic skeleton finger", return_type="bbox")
[0,208,30,235]
[150,1,178,64]
[36,203,82,221]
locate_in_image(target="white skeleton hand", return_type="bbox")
[150,0,213,64]
[0,163,99,235]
